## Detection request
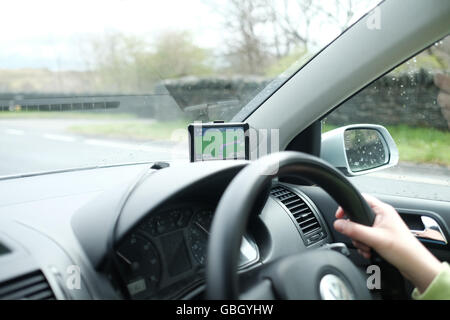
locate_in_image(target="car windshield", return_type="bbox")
[0,0,379,176]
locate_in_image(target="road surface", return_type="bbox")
[351,164,450,202]
[0,118,187,176]
[0,118,448,201]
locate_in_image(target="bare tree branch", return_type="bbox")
[210,0,363,75]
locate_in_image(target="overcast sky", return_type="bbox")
[0,0,378,71]
[0,0,224,70]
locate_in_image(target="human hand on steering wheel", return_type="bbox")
[334,194,444,294]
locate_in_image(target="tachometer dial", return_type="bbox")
[116,234,161,299]
[188,209,213,266]
[142,209,192,236]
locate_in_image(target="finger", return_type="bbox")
[352,240,371,252]
[362,193,394,217]
[358,249,371,260]
[361,193,385,209]
[354,246,371,258]
[334,219,384,248]
[336,195,384,227]
[335,206,345,219]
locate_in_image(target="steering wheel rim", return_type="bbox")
[206,151,375,299]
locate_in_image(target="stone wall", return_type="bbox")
[325,69,448,130]
[1,71,447,130]
[153,77,270,121]
[155,70,448,130]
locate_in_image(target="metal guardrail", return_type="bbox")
[0,95,120,112]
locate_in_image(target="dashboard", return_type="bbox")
[115,203,258,299]
[0,161,449,300]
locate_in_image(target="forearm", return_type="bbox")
[412,262,450,300]
[390,239,443,294]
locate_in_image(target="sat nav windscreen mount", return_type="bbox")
[188,122,249,162]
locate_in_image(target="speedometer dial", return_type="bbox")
[116,233,161,299]
[188,209,213,266]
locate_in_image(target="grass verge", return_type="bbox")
[70,121,449,165]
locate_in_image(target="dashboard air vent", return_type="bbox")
[0,271,55,300]
[271,185,326,246]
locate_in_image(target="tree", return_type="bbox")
[212,0,376,75]
[147,31,213,79]
[221,0,274,75]
[85,31,213,93]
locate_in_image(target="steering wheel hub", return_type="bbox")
[319,274,355,300]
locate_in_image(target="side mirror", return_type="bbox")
[321,124,399,176]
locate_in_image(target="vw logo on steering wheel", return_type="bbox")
[319,274,355,300]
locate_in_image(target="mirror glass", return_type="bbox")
[344,129,389,172]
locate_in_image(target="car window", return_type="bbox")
[0,0,379,177]
[323,35,450,201]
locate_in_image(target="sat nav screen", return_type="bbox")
[189,123,249,162]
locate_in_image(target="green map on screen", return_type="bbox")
[194,126,246,161]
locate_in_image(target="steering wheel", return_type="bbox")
[206,151,376,300]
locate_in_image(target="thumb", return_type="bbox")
[334,219,382,248]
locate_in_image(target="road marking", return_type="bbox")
[43,133,76,142]
[5,129,25,135]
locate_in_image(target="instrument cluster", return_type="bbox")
[115,203,258,299]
